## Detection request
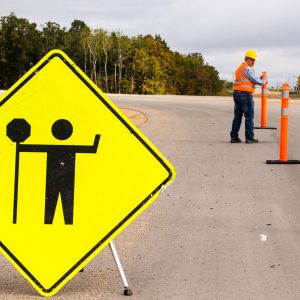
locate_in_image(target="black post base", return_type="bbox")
[266,160,300,164]
[124,287,133,296]
[254,126,277,130]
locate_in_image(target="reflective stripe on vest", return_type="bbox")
[233,62,255,93]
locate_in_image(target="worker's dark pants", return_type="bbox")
[230,91,254,140]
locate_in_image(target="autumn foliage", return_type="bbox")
[0,13,223,95]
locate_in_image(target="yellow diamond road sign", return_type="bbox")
[0,50,175,296]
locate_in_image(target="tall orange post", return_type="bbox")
[267,83,300,164]
[255,71,277,130]
[279,83,289,161]
[261,71,268,127]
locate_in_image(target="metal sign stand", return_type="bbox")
[82,184,173,296]
[108,183,172,296]
[80,241,133,296]
[109,241,133,296]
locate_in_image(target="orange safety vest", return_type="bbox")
[233,62,255,93]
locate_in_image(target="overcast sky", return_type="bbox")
[1,0,300,87]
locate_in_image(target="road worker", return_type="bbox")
[230,50,268,143]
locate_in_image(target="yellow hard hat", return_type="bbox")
[245,49,257,60]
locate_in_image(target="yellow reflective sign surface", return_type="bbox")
[0,50,175,296]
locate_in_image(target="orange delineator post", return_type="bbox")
[255,71,277,130]
[266,83,300,164]
[261,71,268,128]
[280,83,289,161]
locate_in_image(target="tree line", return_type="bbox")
[0,13,224,95]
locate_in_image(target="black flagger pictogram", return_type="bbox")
[7,118,100,225]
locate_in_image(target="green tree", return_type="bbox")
[65,19,89,71]
[41,21,66,54]
[0,13,41,89]
[130,35,169,94]
[94,29,111,92]
[108,32,132,93]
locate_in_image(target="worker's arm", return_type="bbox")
[245,67,268,85]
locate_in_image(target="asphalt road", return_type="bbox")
[2,94,300,299]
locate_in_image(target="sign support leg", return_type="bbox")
[109,241,133,296]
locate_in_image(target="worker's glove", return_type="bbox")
[262,76,268,85]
